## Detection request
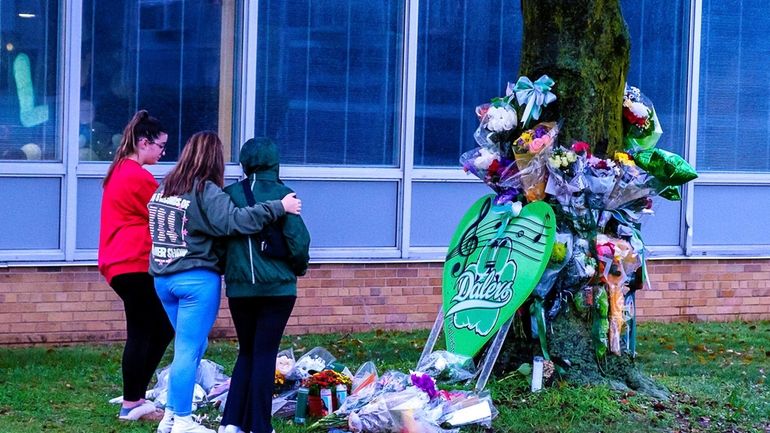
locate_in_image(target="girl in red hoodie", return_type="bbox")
[98,110,174,421]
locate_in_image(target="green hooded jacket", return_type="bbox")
[221,138,311,297]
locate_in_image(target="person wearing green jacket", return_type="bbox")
[218,138,310,433]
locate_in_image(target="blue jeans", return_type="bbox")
[155,268,221,416]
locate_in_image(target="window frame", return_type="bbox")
[3,0,770,264]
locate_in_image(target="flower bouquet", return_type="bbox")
[474,101,519,150]
[460,145,520,205]
[545,144,588,206]
[603,153,657,211]
[622,84,662,151]
[584,156,617,209]
[511,122,560,202]
[302,369,352,417]
[289,346,335,380]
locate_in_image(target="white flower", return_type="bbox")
[486,106,517,132]
[474,147,499,170]
[629,101,649,119]
[276,355,295,375]
[566,151,577,163]
[548,157,561,169]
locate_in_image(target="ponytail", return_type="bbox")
[103,110,166,186]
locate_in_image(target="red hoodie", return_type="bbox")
[98,159,158,284]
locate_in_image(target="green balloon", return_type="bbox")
[442,196,555,357]
[635,148,698,186]
[658,185,682,201]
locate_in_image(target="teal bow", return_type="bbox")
[513,75,557,128]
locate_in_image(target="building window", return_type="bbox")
[697,0,770,172]
[414,0,520,168]
[253,1,404,166]
[0,1,60,161]
[79,0,233,162]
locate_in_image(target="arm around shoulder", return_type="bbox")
[198,181,285,236]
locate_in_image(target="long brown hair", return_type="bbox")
[103,110,166,186]
[162,131,224,197]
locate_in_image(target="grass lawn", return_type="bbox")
[0,321,768,433]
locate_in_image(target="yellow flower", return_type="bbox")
[614,152,636,166]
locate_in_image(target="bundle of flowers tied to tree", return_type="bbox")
[461,75,698,361]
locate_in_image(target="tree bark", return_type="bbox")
[519,0,630,156]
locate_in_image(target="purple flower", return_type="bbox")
[410,372,438,399]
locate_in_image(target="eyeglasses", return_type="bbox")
[147,139,167,152]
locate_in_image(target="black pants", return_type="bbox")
[111,272,174,402]
[222,296,296,433]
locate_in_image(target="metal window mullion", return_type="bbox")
[683,0,703,257]
[398,0,419,259]
[237,0,259,154]
[62,0,84,261]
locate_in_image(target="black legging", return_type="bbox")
[111,272,174,402]
[222,296,296,433]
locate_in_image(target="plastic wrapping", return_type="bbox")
[533,232,573,299]
[195,359,229,393]
[460,145,520,204]
[544,146,588,207]
[436,391,498,428]
[348,388,429,433]
[604,161,655,211]
[622,84,663,151]
[290,347,336,380]
[415,351,476,384]
[276,347,296,376]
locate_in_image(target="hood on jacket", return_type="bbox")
[240,137,280,178]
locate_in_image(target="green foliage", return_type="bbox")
[0,322,768,433]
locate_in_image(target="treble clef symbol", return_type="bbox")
[448,197,492,277]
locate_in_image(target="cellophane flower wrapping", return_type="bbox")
[622,84,662,151]
[415,351,476,384]
[289,347,336,380]
[436,391,498,429]
[533,232,573,299]
[584,156,617,209]
[513,122,560,202]
[545,145,588,207]
[603,157,656,211]
[460,145,520,204]
[347,387,429,433]
[275,348,295,376]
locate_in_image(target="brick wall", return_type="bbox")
[1,259,769,346]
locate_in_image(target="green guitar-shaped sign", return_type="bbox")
[443,195,555,357]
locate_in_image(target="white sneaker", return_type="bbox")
[157,409,174,433]
[171,415,216,433]
[118,401,157,420]
[217,425,244,433]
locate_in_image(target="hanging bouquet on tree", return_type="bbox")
[622,84,662,151]
[461,75,559,206]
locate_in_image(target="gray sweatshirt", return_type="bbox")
[148,180,284,276]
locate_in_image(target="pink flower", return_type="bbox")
[529,137,547,153]
[596,243,614,258]
[475,103,490,121]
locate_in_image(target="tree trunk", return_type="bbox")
[495,1,668,399]
[519,0,630,156]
